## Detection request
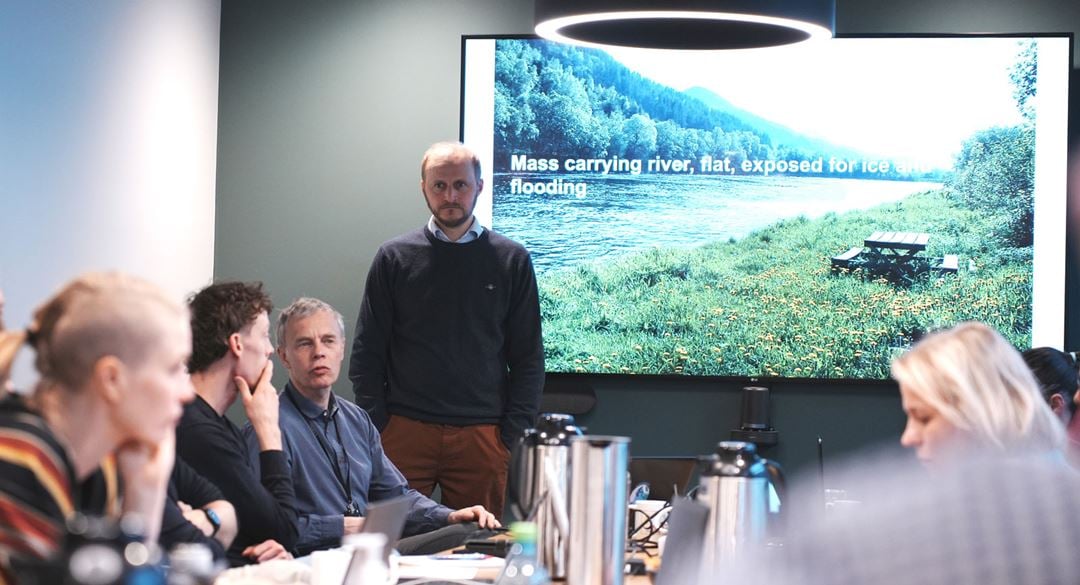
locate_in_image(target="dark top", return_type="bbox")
[244,383,452,556]
[0,396,115,584]
[175,395,298,565]
[159,458,226,561]
[349,227,545,448]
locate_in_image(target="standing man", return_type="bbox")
[262,297,498,556]
[349,141,545,517]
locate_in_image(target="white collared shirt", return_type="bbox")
[427,215,485,243]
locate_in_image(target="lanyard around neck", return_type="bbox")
[286,389,352,504]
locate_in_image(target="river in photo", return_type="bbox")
[492,173,943,275]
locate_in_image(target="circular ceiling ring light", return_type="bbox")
[534,1,835,51]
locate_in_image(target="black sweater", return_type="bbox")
[175,396,298,565]
[349,227,545,448]
[160,458,226,561]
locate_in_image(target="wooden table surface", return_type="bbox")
[864,231,930,252]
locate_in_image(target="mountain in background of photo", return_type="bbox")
[682,86,866,161]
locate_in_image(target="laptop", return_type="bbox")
[341,498,412,569]
[629,456,700,502]
[653,498,710,585]
[353,496,411,563]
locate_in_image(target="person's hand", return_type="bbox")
[236,361,282,451]
[344,516,365,535]
[115,433,175,504]
[447,505,501,529]
[179,501,214,537]
[115,432,176,542]
[243,539,293,563]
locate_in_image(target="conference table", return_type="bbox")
[406,537,656,583]
[413,557,654,583]
[213,542,656,584]
[390,531,658,583]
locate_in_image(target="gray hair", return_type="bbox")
[276,297,346,346]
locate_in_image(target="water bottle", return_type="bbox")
[495,522,549,585]
[166,543,217,585]
[64,513,167,585]
[340,533,388,585]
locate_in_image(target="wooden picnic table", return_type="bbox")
[861,231,931,282]
[863,231,930,257]
[832,231,957,282]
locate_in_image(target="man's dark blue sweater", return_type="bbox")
[349,227,544,449]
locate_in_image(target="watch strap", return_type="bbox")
[203,508,221,537]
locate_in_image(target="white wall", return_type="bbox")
[0,0,220,387]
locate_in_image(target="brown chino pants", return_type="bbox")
[381,415,510,519]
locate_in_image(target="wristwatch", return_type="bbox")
[203,508,222,537]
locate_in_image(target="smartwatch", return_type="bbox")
[203,508,222,537]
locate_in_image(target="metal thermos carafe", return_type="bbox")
[513,413,583,580]
[567,435,630,585]
[696,441,784,576]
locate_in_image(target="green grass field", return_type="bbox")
[539,188,1033,379]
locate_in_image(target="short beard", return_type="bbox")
[427,199,477,230]
[433,209,471,229]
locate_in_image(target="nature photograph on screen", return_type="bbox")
[461,35,1070,380]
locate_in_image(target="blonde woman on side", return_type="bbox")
[892,321,1066,468]
[0,273,195,583]
[0,287,14,395]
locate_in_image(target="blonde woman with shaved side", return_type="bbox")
[0,273,195,584]
[0,288,13,396]
[892,321,1066,468]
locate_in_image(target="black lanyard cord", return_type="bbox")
[285,389,353,508]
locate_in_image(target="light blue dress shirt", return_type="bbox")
[243,383,452,556]
[427,215,484,243]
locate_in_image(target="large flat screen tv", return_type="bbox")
[460,34,1072,380]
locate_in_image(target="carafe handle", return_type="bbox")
[764,458,786,540]
[764,458,786,506]
[507,433,529,521]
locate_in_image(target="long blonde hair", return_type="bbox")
[891,321,1065,453]
[0,273,186,394]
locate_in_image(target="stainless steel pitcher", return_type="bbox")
[696,441,784,576]
[567,435,630,585]
[512,413,583,580]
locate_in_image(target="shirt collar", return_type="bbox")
[427,215,484,243]
[284,381,338,420]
